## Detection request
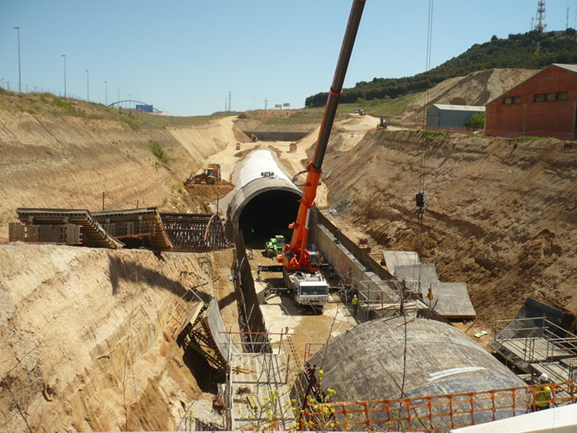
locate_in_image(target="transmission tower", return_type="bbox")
[228,91,232,113]
[534,1,547,33]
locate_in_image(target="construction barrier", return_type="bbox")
[305,379,576,432]
[485,129,577,140]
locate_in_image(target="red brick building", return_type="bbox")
[485,64,577,140]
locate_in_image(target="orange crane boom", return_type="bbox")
[279,0,367,272]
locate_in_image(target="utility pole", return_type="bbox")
[85,70,89,101]
[61,55,66,98]
[14,27,21,93]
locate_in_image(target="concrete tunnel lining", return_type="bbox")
[226,149,303,248]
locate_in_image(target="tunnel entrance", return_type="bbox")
[238,189,301,249]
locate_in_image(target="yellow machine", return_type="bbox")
[186,163,221,185]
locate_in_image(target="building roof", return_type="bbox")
[430,104,485,112]
[486,64,577,105]
[553,63,577,73]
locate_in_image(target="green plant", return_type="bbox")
[148,139,169,165]
[465,112,485,129]
[385,409,425,432]
[514,135,546,143]
[240,389,294,433]
[290,370,344,433]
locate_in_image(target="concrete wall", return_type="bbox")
[243,131,309,142]
[314,224,396,303]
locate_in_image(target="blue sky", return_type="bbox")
[1,1,576,116]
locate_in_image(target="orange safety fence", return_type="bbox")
[304,379,576,432]
[424,126,577,141]
[484,129,577,140]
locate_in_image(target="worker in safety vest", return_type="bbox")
[352,294,358,315]
[535,373,552,411]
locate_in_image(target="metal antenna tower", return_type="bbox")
[228,91,231,113]
[534,1,547,33]
[567,7,570,30]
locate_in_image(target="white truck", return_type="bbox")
[283,269,330,308]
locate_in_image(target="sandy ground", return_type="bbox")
[248,250,357,366]
[399,68,538,125]
[322,128,577,335]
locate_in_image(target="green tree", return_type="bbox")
[465,112,485,129]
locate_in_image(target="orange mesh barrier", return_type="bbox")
[304,379,575,431]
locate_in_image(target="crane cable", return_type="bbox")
[401,0,435,402]
[417,0,434,259]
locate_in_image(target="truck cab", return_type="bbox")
[284,269,329,307]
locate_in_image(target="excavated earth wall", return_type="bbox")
[0,243,237,432]
[0,95,245,431]
[0,99,240,242]
[323,129,577,325]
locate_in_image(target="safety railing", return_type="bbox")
[304,379,576,432]
[493,317,577,363]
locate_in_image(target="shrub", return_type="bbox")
[148,140,169,165]
[466,112,485,129]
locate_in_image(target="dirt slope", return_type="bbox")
[323,129,577,325]
[398,68,539,125]
[0,92,244,241]
[0,243,238,432]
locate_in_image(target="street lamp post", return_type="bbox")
[14,27,21,93]
[61,55,66,98]
[85,70,89,101]
[104,81,107,105]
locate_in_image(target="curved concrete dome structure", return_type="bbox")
[226,149,302,248]
[308,317,526,402]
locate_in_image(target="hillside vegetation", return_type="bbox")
[306,29,577,107]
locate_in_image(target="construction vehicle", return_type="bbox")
[265,235,285,257]
[284,270,329,307]
[277,0,366,309]
[377,117,388,130]
[250,134,258,142]
[186,163,221,185]
[359,109,367,116]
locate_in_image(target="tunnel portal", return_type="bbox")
[238,189,301,249]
